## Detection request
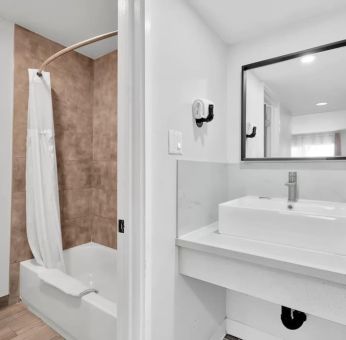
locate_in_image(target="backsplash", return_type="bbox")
[177,161,229,237]
[177,160,346,236]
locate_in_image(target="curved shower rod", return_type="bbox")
[37,30,118,77]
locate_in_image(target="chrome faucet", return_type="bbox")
[285,171,298,203]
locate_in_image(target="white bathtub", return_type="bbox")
[20,242,117,340]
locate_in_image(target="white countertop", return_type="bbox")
[176,223,346,285]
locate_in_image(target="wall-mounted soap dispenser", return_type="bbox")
[192,99,214,127]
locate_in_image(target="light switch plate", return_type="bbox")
[168,129,183,155]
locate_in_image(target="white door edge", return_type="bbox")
[118,0,147,339]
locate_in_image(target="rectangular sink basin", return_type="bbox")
[218,196,346,255]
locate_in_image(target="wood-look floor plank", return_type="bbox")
[7,310,43,335]
[11,324,59,340]
[0,304,63,340]
[0,326,17,340]
[0,315,17,335]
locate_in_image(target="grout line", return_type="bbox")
[92,214,117,221]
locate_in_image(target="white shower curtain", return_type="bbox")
[26,69,65,270]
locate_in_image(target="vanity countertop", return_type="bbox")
[176,223,346,285]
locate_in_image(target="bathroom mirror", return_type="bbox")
[241,40,346,161]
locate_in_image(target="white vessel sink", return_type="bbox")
[218,196,346,255]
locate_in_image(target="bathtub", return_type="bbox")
[20,242,117,340]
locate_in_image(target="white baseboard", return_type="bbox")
[226,318,282,340]
[209,319,226,340]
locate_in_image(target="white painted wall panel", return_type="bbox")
[0,17,14,297]
[145,0,228,338]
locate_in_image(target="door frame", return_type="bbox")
[117,0,147,339]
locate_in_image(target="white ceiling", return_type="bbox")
[187,0,346,45]
[0,0,117,59]
[252,46,346,115]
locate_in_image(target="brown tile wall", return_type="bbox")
[9,26,117,304]
[92,52,118,248]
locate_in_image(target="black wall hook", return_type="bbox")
[246,126,257,138]
[195,104,214,128]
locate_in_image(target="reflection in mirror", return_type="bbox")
[242,44,346,160]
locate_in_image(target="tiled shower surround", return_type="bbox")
[9,25,117,303]
[92,52,117,248]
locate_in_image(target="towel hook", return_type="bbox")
[246,126,257,138]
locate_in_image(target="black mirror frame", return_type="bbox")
[241,38,346,161]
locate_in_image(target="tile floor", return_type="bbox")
[0,303,63,340]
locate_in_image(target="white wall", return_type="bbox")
[145,0,228,339]
[226,10,346,339]
[0,18,14,297]
[278,106,292,157]
[291,110,346,135]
